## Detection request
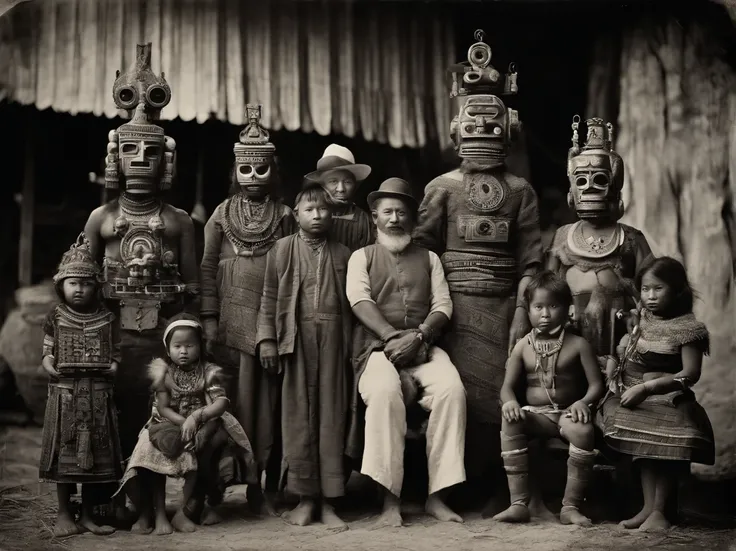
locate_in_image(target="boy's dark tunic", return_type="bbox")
[331,204,374,252]
[257,234,352,498]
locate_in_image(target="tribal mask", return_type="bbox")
[234,104,276,196]
[567,115,624,222]
[105,43,175,194]
[448,30,521,164]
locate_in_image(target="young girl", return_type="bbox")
[40,233,123,537]
[599,256,714,532]
[117,314,257,535]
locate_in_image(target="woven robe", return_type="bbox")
[257,234,352,498]
[413,168,542,477]
[200,197,295,473]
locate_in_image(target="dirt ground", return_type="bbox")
[1,426,735,551]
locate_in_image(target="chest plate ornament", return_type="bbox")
[466,175,506,213]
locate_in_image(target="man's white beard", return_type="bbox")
[376,228,412,253]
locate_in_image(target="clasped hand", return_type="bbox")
[384,330,423,367]
[181,414,199,443]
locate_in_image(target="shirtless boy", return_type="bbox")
[494,271,604,526]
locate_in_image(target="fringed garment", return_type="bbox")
[116,359,257,494]
[548,222,652,362]
[39,305,123,484]
[598,309,715,464]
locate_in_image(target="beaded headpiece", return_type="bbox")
[53,233,100,283]
[233,104,276,187]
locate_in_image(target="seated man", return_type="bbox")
[346,178,466,527]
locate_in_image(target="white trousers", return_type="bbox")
[358,346,467,497]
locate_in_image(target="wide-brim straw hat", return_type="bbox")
[304,144,372,183]
[367,178,418,210]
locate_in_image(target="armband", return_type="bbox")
[673,377,693,390]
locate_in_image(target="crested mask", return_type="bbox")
[234,104,276,192]
[105,43,176,194]
[567,115,624,222]
[448,30,521,164]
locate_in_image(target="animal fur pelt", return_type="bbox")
[148,357,169,390]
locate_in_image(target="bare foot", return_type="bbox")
[282,498,316,526]
[425,494,463,523]
[529,495,557,522]
[560,506,592,527]
[78,513,116,535]
[373,508,403,528]
[481,494,510,519]
[639,510,671,532]
[131,514,154,535]
[201,507,222,526]
[262,490,281,517]
[619,507,652,529]
[171,509,197,533]
[52,512,80,537]
[154,511,174,536]
[493,504,530,523]
[321,502,348,532]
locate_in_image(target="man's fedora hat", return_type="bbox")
[304,144,372,183]
[367,178,418,210]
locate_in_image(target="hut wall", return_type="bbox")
[606,14,736,479]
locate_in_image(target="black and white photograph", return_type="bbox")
[0,0,735,549]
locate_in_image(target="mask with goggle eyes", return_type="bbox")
[233,103,276,189]
[567,115,625,222]
[236,161,271,185]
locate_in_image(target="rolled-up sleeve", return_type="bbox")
[346,249,374,308]
[428,251,453,320]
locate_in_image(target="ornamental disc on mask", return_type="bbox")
[567,115,624,223]
[234,104,276,198]
[448,30,521,169]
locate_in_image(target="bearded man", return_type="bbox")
[304,144,374,252]
[413,31,543,510]
[346,178,466,527]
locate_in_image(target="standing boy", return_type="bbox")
[495,271,604,526]
[256,185,352,529]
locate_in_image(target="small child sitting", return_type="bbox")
[117,314,256,535]
[494,271,605,526]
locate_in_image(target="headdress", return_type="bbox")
[304,144,371,184]
[448,30,521,163]
[567,115,624,221]
[105,43,176,193]
[53,233,100,283]
[233,104,277,186]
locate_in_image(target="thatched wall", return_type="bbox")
[595,11,736,479]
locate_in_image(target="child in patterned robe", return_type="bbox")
[117,314,256,535]
[599,257,714,532]
[40,233,123,537]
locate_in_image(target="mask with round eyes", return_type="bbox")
[567,116,625,222]
[236,162,271,185]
